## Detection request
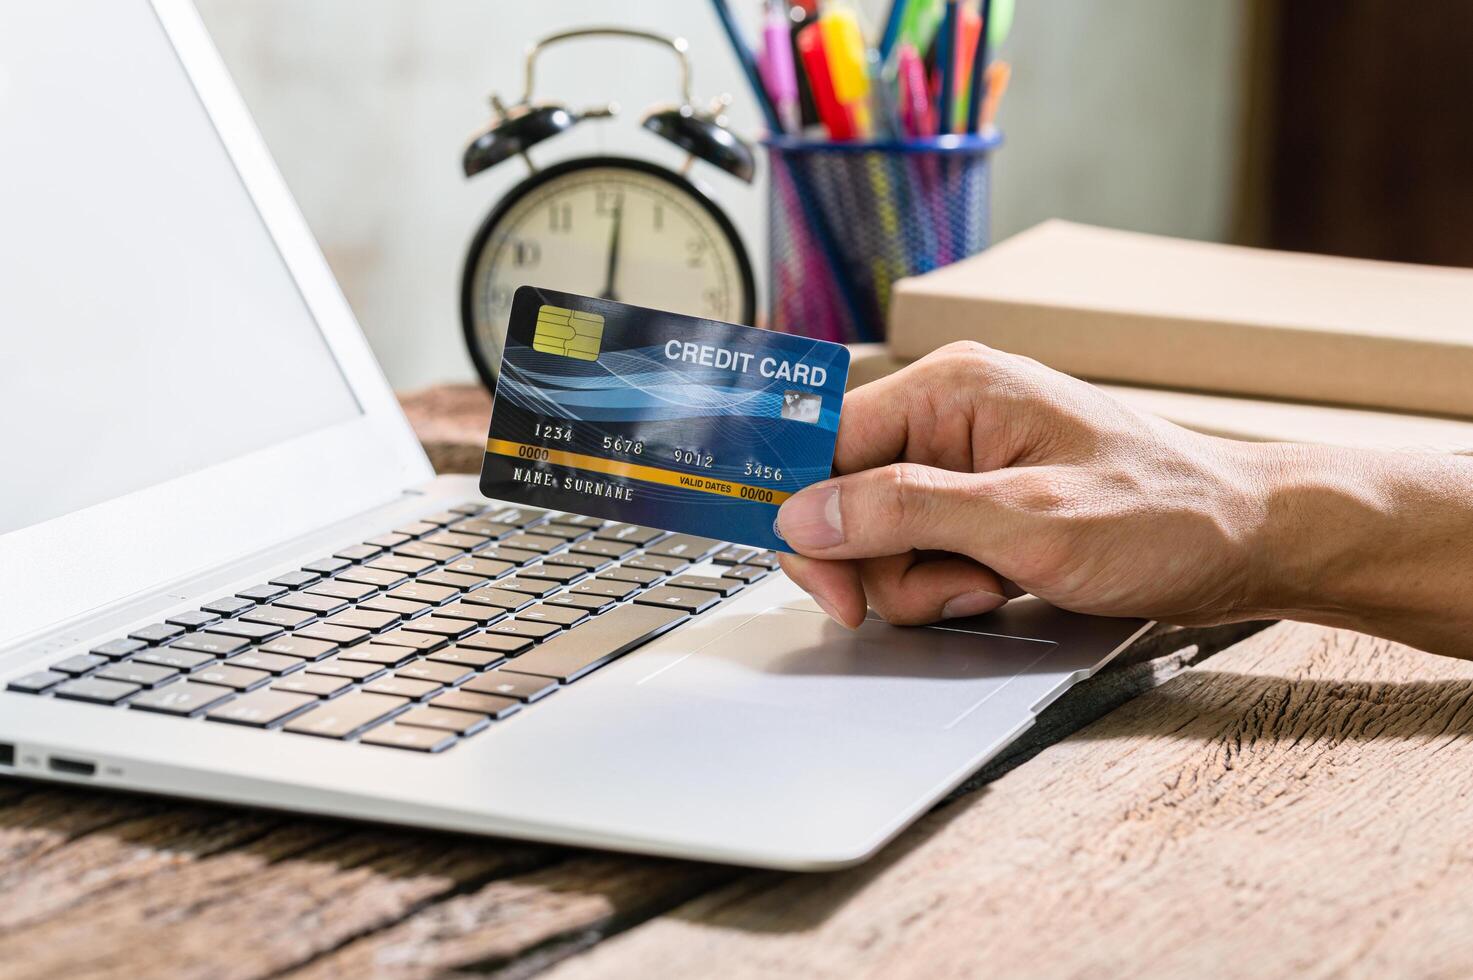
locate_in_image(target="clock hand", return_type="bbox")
[599,201,623,302]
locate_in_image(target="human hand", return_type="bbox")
[776,342,1269,629]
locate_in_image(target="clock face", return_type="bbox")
[463,158,754,384]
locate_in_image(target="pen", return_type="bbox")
[818,3,872,137]
[878,0,909,63]
[709,0,782,133]
[952,3,981,133]
[760,0,802,133]
[897,43,934,137]
[935,0,957,134]
[981,59,1010,128]
[796,21,856,139]
[964,0,993,132]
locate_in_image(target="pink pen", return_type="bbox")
[897,43,935,137]
[759,0,802,134]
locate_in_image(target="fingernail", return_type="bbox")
[778,485,843,549]
[812,593,852,629]
[941,590,1006,620]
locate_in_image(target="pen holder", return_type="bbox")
[765,133,1000,343]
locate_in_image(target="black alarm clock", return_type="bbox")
[460,27,757,388]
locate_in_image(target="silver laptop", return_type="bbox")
[0,0,1150,870]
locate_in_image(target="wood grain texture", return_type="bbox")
[546,621,1473,979]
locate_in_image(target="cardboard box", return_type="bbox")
[888,220,1473,419]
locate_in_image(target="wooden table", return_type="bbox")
[6,387,1470,979]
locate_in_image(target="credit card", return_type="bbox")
[479,287,850,553]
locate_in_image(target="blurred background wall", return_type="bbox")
[195,0,1246,390]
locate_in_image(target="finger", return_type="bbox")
[778,463,1013,561]
[858,554,1009,625]
[778,553,867,629]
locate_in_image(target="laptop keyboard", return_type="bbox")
[6,502,777,753]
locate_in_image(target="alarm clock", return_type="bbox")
[460,27,757,388]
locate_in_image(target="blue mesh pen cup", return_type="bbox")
[765,132,1000,343]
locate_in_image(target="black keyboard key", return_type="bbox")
[302,557,352,575]
[54,677,140,705]
[482,505,549,528]
[366,555,435,576]
[193,664,271,692]
[594,524,667,545]
[397,660,475,685]
[517,604,590,628]
[392,541,459,562]
[172,633,251,658]
[96,662,178,688]
[500,533,563,555]
[575,578,642,599]
[431,690,521,719]
[240,606,316,630]
[207,689,317,728]
[225,651,304,676]
[461,588,534,612]
[449,500,488,515]
[235,584,288,603]
[646,535,721,560]
[546,592,615,614]
[359,722,455,753]
[51,653,105,677]
[712,545,758,565]
[307,580,378,602]
[425,645,507,669]
[479,546,542,567]
[386,582,459,606]
[275,591,350,615]
[339,643,420,668]
[745,552,780,570]
[436,601,507,626]
[417,570,492,592]
[165,610,221,631]
[508,604,686,683]
[304,659,385,681]
[269,569,321,590]
[622,555,690,575]
[128,623,185,645]
[442,556,514,579]
[396,705,488,736]
[323,609,400,632]
[90,637,148,660]
[450,518,516,539]
[284,691,408,739]
[335,566,407,589]
[365,532,412,548]
[129,681,234,716]
[598,567,664,586]
[634,586,722,614]
[260,636,339,661]
[364,676,442,700]
[374,629,448,653]
[334,543,382,562]
[395,521,439,537]
[570,539,637,559]
[531,524,591,542]
[398,615,477,639]
[485,619,563,642]
[665,574,744,597]
[271,673,353,698]
[136,647,216,672]
[541,552,611,572]
[205,620,284,643]
[549,513,605,529]
[518,564,587,585]
[494,577,560,598]
[450,632,534,656]
[722,564,770,583]
[422,530,487,551]
[201,596,255,617]
[464,669,558,702]
[295,623,370,647]
[359,595,432,619]
[419,509,465,526]
[8,670,66,694]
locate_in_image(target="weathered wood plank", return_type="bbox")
[0,820,553,980]
[547,622,1473,978]
[286,856,734,980]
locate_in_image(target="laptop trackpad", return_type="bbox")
[639,608,1058,731]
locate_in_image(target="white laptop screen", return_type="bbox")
[0,2,361,536]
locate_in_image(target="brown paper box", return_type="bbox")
[888,220,1473,419]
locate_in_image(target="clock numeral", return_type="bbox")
[595,189,624,217]
[511,240,540,268]
[488,285,512,312]
[703,287,725,314]
[652,204,664,231]
[686,238,707,269]
[548,203,572,233]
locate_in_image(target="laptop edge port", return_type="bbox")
[48,756,96,777]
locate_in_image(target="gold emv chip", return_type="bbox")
[532,304,604,361]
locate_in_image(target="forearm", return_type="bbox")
[1243,443,1473,657]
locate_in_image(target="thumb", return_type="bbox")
[777,463,999,560]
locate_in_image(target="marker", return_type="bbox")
[709,0,782,133]
[760,0,802,133]
[819,3,872,137]
[797,21,856,139]
[935,0,957,134]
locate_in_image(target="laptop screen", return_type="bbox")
[0,2,361,536]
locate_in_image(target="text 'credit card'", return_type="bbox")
[480,287,850,552]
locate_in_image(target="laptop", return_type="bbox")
[0,0,1151,870]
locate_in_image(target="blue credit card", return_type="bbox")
[479,287,850,553]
